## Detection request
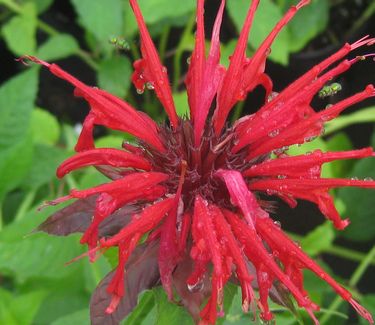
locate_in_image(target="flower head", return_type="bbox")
[22,0,375,324]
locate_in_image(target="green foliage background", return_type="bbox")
[0,0,374,324]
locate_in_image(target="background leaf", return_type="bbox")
[71,0,123,42]
[37,34,80,61]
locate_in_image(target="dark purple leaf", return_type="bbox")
[37,195,140,237]
[172,255,211,323]
[90,241,160,325]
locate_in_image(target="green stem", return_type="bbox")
[320,245,375,324]
[345,1,375,39]
[2,0,99,70]
[0,200,3,231]
[66,175,79,191]
[173,13,195,92]
[291,233,375,266]
[231,100,246,122]
[14,190,36,221]
[158,25,170,61]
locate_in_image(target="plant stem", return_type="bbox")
[291,233,375,266]
[173,13,195,92]
[345,1,375,40]
[320,245,375,324]
[2,0,99,70]
[158,25,170,61]
[14,190,36,221]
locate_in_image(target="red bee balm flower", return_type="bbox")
[22,0,375,324]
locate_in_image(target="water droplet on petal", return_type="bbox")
[364,177,373,181]
[273,220,281,228]
[351,177,359,181]
[187,280,204,293]
[268,129,280,138]
[136,87,144,95]
[267,91,279,103]
[186,56,191,65]
[145,81,155,90]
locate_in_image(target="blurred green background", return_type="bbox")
[0,0,374,324]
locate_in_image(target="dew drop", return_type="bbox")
[267,91,279,103]
[273,220,281,228]
[136,88,144,95]
[351,176,359,181]
[186,56,191,65]
[277,175,286,179]
[364,177,373,181]
[187,280,204,293]
[145,81,155,90]
[268,129,280,138]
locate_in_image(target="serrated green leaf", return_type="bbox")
[301,222,334,256]
[31,108,61,145]
[0,68,38,197]
[0,205,84,282]
[227,0,290,65]
[71,0,123,41]
[2,2,38,56]
[51,308,90,325]
[37,34,80,61]
[97,56,132,98]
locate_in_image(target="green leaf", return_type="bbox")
[2,2,38,56]
[71,0,123,41]
[123,290,155,325]
[285,0,329,52]
[173,91,189,118]
[154,287,194,325]
[325,107,375,135]
[97,56,132,98]
[217,283,238,325]
[227,0,290,65]
[31,108,61,145]
[0,205,84,282]
[37,34,80,61]
[337,155,375,242]
[0,287,47,325]
[0,68,38,197]
[123,0,195,37]
[51,309,90,325]
[325,132,354,178]
[21,144,68,190]
[301,222,334,256]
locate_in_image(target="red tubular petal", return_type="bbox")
[243,147,374,178]
[186,0,206,122]
[210,206,255,311]
[256,217,374,324]
[22,56,165,152]
[106,233,142,313]
[224,210,319,320]
[129,0,178,128]
[57,148,152,178]
[213,0,260,136]
[245,85,375,160]
[68,172,168,200]
[101,198,175,247]
[193,0,226,146]
[75,112,96,152]
[215,169,267,227]
[242,0,310,96]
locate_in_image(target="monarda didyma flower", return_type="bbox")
[20,0,375,324]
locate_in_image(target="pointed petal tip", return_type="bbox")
[16,55,50,68]
[350,298,374,324]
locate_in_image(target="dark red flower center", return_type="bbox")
[141,118,267,209]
